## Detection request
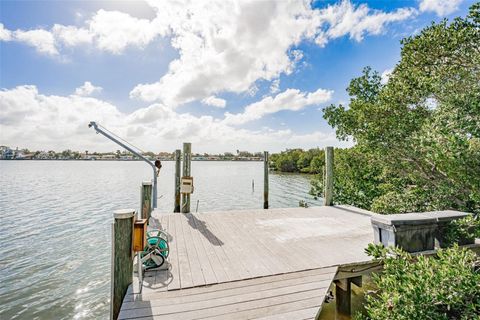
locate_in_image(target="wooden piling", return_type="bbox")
[263,151,269,209]
[111,209,135,320]
[324,146,334,206]
[174,149,181,213]
[335,279,351,320]
[140,181,152,221]
[334,276,361,320]
[182,143,192,213]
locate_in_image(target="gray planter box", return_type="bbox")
[371,213,437,252]
[371,210,472,252]
[418,210,470,248]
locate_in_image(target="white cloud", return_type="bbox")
[52,24,93,47]
[381,68,393,84]
[224,88,333,125]
[130,0,415,106]
[1,1,415,106]
[129,1,320,106]
[0,85,348,153]
[2,9,167,56]
[87,9,165,54]
[317,1,417,43]
[201,96,226,108]
[13,29,58,55]
[419,0,462,16]
[75,81,103,96]
[270,79,280,94]
[0,85,123,150]
[0,23,12,41]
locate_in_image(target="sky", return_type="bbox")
[0,0,475,153]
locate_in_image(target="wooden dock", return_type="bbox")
[119,205,375,319]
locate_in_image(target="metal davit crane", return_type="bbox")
[88,121,160,208]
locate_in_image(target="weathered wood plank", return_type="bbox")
[121,288,328,320]
[224,212,289,275]
[241,211,317,271]
[184,213,218,285]
[252,307,320,320]
[118,280,330,319]
[126,267,337,301]
[215,212,271,278]
[205,214,253,279]
[174,213,194,289]
[179,213,206,287]
[122,274,334,310]
[188,213,230,283]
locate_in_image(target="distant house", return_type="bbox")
[157,152,173,160]
[15,152,35,160]
[0,147,15,160]
[100,154,116,160]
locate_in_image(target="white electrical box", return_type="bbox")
[180,176,194,194]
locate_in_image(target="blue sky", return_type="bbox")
[0,0,474,153]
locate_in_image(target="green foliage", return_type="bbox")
[443,215,480,247]
[270,148,324,174]
[359,244,480,320]
[316,5,480,214]
[310,147,384,208]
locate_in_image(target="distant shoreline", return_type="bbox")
[0,159,264,162]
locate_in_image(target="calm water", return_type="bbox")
[0,160,321,319]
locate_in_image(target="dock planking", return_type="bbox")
[121,205,375,319]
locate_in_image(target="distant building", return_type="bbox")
[0,147,15,160]
[100,154,116,160]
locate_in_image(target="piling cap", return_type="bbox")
[113,209,135,219]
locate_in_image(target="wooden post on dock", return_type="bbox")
[264,151,269,209]
[174,149,181,213]
[182,143,192,213]
[111,209,135,320]
[140,181,152,221]
[324,146,334,206]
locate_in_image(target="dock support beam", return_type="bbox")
[324,146,334,206]
[264,151,269,209]
[182,143,192,213]
[111,209,135,320]
[174,149,181,213]
[334,276,362,320]
[140,181,152,221]
[335,279,351,320]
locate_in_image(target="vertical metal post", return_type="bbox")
[263,151,269,209]
[174,149,181,213]
[182,143,191,213]
[111,209,135,320]
[324,146,334,206]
